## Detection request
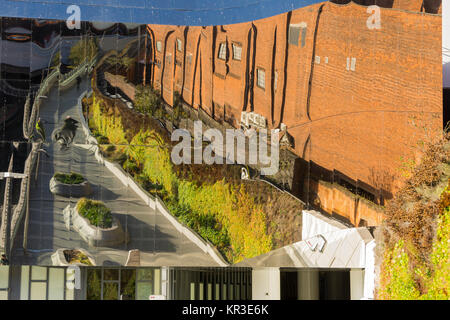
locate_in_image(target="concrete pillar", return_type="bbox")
[252,268,280,300]
[297,270,319,300]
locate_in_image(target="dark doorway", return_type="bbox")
[319,270,350,300]
[444,89,450,130]
[280,271,298,300]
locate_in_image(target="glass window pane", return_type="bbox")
[30,282,47,300]
[257,69,265,89]
[120,269,136,300]
[103,282,119,300]
[31,266,47,281]
[301,27,307,47]
[0,266,9,288]
[86,269,102,300]
[207,283,212,300]
[215,283,220,300]
[103,268,119,280]
[219,43,226,60]
[154,269,160,295]
[48,268,65,300]
[0,291,8,300]
[288,25,300,45]
[222,284,227,300]
[136,281,153,300]
[199,283,204,300]
[232,45,242,61]
[274,72,278,90]
[66,288,74,300]
[137,268,154,281]
[21,266,30,300]
[190,282,195,300]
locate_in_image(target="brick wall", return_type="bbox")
[144,1,441,224]
[311,179,384,226]
[104,72,136,100]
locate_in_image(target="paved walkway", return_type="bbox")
[12,76,219,266]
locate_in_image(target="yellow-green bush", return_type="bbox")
[178,180,272,262]
[129,129,178,197]
[92,94,128,146]
[90,93,273,263]
[379,183,450,300]
[378,240,421,300]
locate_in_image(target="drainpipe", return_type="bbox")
[143,27,148,86]
[305,3,325,122]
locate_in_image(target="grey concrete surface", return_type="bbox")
[11,77,219,267]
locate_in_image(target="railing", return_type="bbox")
[0,80,40,98]
[78,90,229,266]
[22,69,59,140]
[0,152,14,254]
[9,142,42,254]
[59,54,99,89]
[2,53,100,256]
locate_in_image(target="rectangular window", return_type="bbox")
[48,268,65,300]
[289,23,307,47]
[289,26,300,46]
[232,43,242,61]
[136,268,155,300]
[301,27,307,47]
[176,38,182,52]
[257,68,265,89]
[156,41,162,52]
[0,266,9,301]
[30,282,47,300]
[350,57,357,71]
[218,42,227,60]
[274,71,278,90]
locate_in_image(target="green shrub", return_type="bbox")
[97,135,109,144]
[379,182,450,300]
[106,145,116,152]
[106,55,135,71]
[89,92,273,263]
[76,198,113,228]
[123,158,139,175]
[113,153,128,166]
[54,172,85,185]
[69,38,98,66]
[134,85,163,116]
[63,250,93,266]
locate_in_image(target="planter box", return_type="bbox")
[51,248,96,266]
[49,176,92,198]
[72,206,128,247]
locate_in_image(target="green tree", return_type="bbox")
[51,51,60,69]
[106,55,135,72]
[69,38,98,66]
[134,85,163,116]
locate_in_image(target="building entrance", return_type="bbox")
[86,267,160,300]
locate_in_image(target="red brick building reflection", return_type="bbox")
[141,1,442,226]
